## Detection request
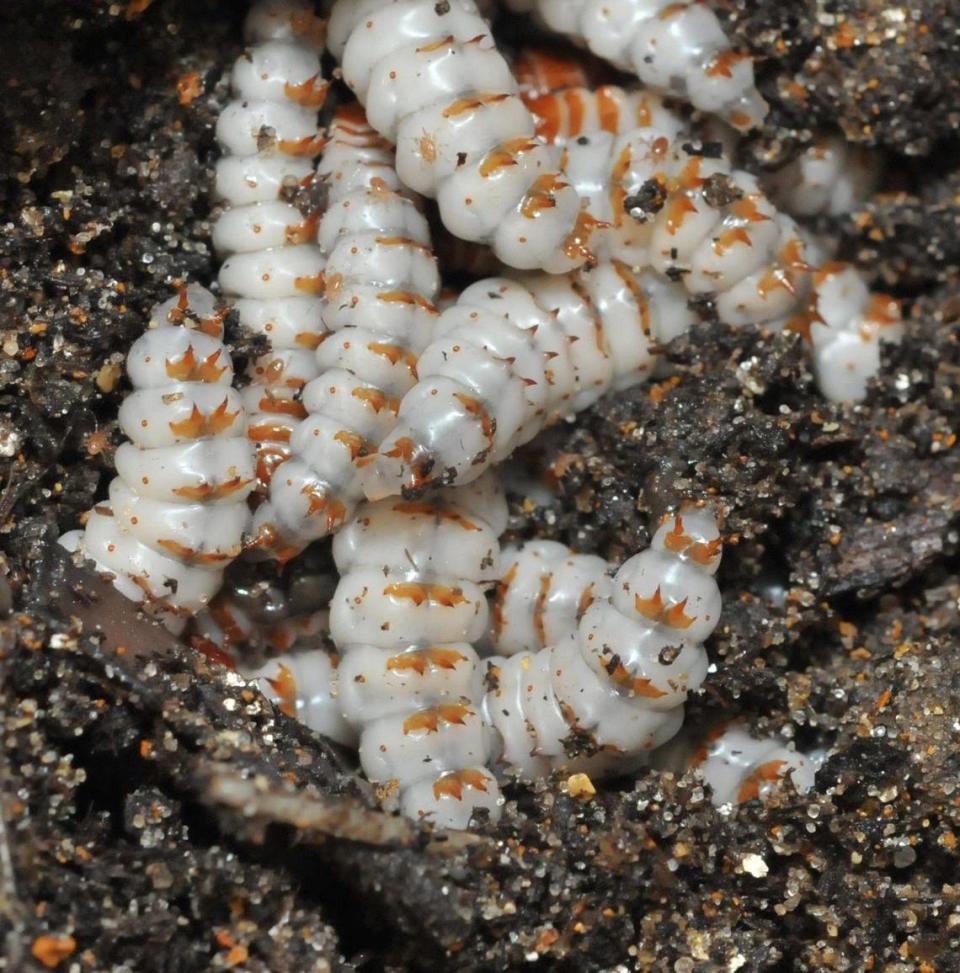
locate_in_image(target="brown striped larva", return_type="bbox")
[250,103,441,558]
[326,0,599,273]
[214,0,329,492]
[59,286,255,634]
[329,473,507,828]
[482,508,721,780]
[504,0,767,131]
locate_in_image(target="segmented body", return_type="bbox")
[483,508,722,779]
[491,539,612,656]
[789,262,903,402]
[654,722,817,805]
[330,473,506,827]
[59,286,255,633]
[360,265,694,499]
[326,0,595,273]
[505,0,766,131]
[214,0,329,491]
[251,104,441,557]
[762,134,878,220]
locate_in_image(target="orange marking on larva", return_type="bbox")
[453,392,496,442]
[612,260,651,335]
[301,482,346,528]
[173,477,252,501]
[386,647,468,675]
[289,9,326,47]
[384,583,468,608]
[378,290,437,312]
[256,393,307,418]
[294,331,324,350]
[664,194,699,235]
[285,208,322,246]
[705,49,747,79]
[577,582,596,621]
[524,92,562,142]
[730,196,772,225]
[478,137,538,177]
[780,237,810,272]
[866,293,901,326]
[563,88,585,138]
[658,2,686,18]
[563,210,605,265]
[493,563,518,640]
[267,663,298,718]
[156,538,234,564]
[323,272,343,302]
[416,33,455,54]
[390,500,481,531]
[334,429,371,460]
[610,663,669,699]
[633,95,655,129]
[690,721,731,768]
[736,759,787,803]
[442,92,511,118]
[295,272,326,295]
[784,311,815,344]
[812,261,849,286]
[757,267,798,301]
[164,345,227,383]
[334,102,369,127]
[249,523,302,564]
[662,514,692,553]
[382,436,416,462]
[597,86,622,133]
[168,399,240,439]
[418,132,438,163]
[255,445,291,488]
[402,703,473,734]
[515,48,591,93]
[352,386,399,414]
[432,768,491,801]
[375,235,432,254]
[713,226,754,256]
[689,538,722,566]
[728,110,753,132]
[664,597,696,630]
[247,421,292,444]
[676,156,706,191]
[533,571,552,647]
[284,74,330,108]
[210,600,249,647]
[368,342,418,372]
[191,635,238,672]
[277,133,326,157]
[571,278,606,352]
[520,173,568,218]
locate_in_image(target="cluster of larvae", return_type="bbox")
[62,0,912,827]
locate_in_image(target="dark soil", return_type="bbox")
[2,1,960,971]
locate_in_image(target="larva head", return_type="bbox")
[653,506,722,576]
[245,0,324,47]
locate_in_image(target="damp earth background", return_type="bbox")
[2,0,960,970]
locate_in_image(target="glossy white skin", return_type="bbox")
[214,0,328,493]
[330,474,506,827]
[360,264,694,499]
[326,0,588,273]
[654,723,818,806]
[244,648,358,747]
[252,107,441,555]
[805,264,904,402]
[762,134,878,219]
[482,508,721,781]
[58,286,255,633]
[491,540,613,656]
[506,0,767,131]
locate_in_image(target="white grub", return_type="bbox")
[214,0,329,495]
[503,0,767,131]
[330,473,508,828]
[483,507,722,781]
[59,286,254,634]
[653,722,818,806]
[360,265,694,499]
[326,0,596,273]
[251,105,440,558]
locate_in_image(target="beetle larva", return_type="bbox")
[326,0,598,273]
[330,473,507,827]
[59,286,255,633]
